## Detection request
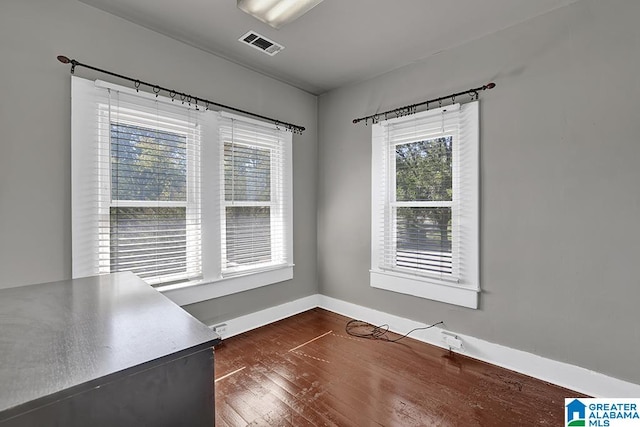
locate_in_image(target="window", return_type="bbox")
[371,102,479,308]
[217,115,293,277]
[72,77,292,304]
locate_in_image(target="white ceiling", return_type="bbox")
[79,0,577,95]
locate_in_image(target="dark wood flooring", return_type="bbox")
[213,308,582,426]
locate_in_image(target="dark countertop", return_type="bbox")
[0,272,220,420]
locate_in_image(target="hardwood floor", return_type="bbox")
[213,308,582,426]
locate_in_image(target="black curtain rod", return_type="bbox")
[57,55,306,134]
[352,82,496,126]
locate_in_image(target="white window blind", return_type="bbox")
[73,77,294,302]
[72,77,205,286]
[217,115,293,276]
[371,102,479,308]
[378,104,461,280]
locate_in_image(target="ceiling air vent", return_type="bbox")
[239,31,284,56]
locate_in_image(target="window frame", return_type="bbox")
[370,102,479,309]
[164,112,293,306]
[219,131,287,276]
[71,77,293,306]
[390,134,459,280]
[99,105,202,286]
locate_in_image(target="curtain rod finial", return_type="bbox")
[57,55,70,64]
[486,82,496,89]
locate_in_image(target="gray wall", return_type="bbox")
[0,0,318,324]
[2,0,639,386]
[318,0,640,384]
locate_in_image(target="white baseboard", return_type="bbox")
[208,293,640,398]
[208,294,318,339]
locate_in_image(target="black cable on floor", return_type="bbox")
[345,319,444,343]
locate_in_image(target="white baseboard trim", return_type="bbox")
[208,294,319,339]
[208,293,640,398]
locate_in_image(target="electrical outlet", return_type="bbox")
[212,323,227,335]
[445,336,463,350]
[441,330,463,350]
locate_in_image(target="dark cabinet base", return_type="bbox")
[3,348,214,427]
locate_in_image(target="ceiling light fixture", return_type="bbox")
[237,0,324,30]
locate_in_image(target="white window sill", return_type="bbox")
[370,270,479,309]
[159,266,293,306]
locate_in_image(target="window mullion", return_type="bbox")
[451,125,461,280]
[111,200,188,207]
[386,139,397,272]
[391,201,453,208]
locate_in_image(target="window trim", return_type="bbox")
[214,111,294,276]
[159,266,294,306]
[98,104,202,286]
[370,102,479,309]
[164,110,295,306]
[71,77,294,305]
